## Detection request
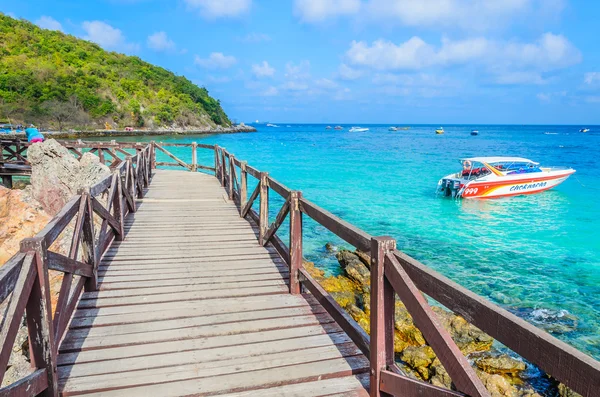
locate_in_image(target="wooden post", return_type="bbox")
[98,148,105,165]
[113,171,125,241]
[219,148,226,186]
[240,161,248,213]
[228,155,235,200]
[150,141,156,169]
[191,142,198,172]
[370,236,397,397]
[214,145,219,180]
[258,172,269,246]
[289,191,302,294]
[20,237,59,397]
[81,193,98,291]
[1,175,12,189]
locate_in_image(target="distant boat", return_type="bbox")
[334,126,343,130]
[471,130,479,136]
[580,128,590,133]
[266,123,279,128]
[388,127,398,131]
[349,127,369,132]
[544,132,558,135]
[326,126,332,130]
[435,127,444,134]
[255,120,259,123]
[399,127,410,130]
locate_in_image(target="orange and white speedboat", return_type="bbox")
[438,157,575,199]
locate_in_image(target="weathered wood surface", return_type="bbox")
[58,170,369,396]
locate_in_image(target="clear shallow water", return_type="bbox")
[116,124,600,359]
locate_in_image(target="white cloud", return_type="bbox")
[252,61,276,78]
[240,32,271,43]
[584,72,600,85]
[207,75,232,83]
[281,81,309,91]
[195,52,237,69]
[294,0,361,22]
[537,91,566,102]
[346,33,581,78]
[36,16,63,32]
[495,71,547,85]
[147,31,175,51]
[262,86,279,96]
[294,0,565,31]
[338,63,362,80]
[184,0,251,18]
[315,78,338,89]
[82,21,139,52]
[285,61,311,80]
[372,73,455,87]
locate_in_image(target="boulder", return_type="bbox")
[336,250,371,291]
[432,306,494,354]
[558,384,582,397]
[400,345,436,380]
[476,355,526,377]
[430,358,453,389]
[27,139,110,215]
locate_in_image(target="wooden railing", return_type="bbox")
[213,145,600,397]
[0,141,152,396]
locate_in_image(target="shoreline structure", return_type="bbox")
[2,124,256,140]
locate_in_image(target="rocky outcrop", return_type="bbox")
[310,246,546,396]
[0,186,51,264]
[28,139,110,215]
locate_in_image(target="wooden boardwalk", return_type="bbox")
[57,170,370,396]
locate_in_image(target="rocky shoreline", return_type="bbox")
[1,123,256,140]
[305,247,579,397]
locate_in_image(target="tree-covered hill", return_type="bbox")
[0,14,230,130]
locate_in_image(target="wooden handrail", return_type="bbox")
[216,149,600,397]
[0,141,154,395]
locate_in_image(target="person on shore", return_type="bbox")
[26,124,44,143]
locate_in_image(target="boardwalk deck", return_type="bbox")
[57,170,370,396]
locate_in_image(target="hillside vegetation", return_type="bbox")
[0,14,230,130]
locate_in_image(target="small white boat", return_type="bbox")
[436,127,444,134]
[389,127,398,131]
[326,126,332,129]
[438,157,575,199]
[349,127,369,132]
[471,130,479,136]
[266,123,279,128]
[580,128,590,133]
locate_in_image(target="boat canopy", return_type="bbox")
[460,156,538,165]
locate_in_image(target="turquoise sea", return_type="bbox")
[120,124,600,360]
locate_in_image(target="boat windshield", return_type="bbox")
[459,160,541,180]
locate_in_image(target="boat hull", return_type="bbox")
[461,170,575,199]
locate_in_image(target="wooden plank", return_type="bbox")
[384,253,489,397]
[59,344,368,396]
[154,143,191,170]
[241,181,260,218]
[219,375,368,397]
[64,305,326,341]
[392,250,600,396]
[299,197,371,252]
[60,311,336,352]
[91,196,121,236]
[289,191,302,294]
[47,251,93,278]
[89,174,112,196]
[262,199,290,246]
[259,172,269,245]
[268,176,291,199]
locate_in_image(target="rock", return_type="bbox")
[430,358,453,389]
[558,384,582,397]
[0,186,51,264]
[336,250,370,291]
[355,250,371,268]
[400,345,436,380]
[302,261,325,279]
[432,306,493,354]
[324,242,337,252]
[27,139,110,215]
[476,355,526,377]
[346,304,370,332]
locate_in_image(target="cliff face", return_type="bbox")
[0,14,230,131]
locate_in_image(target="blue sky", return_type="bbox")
[2,0,599,124]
